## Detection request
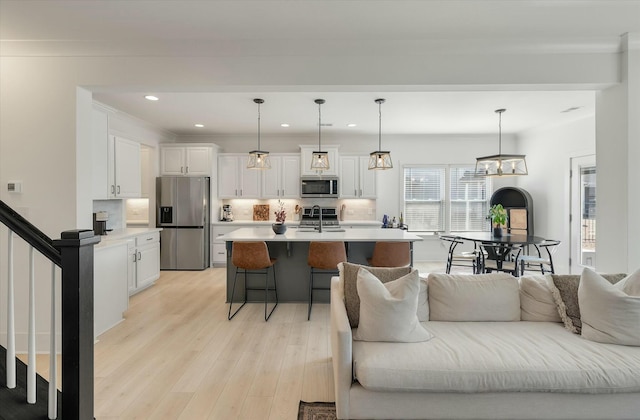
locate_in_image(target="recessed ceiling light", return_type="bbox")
[194,124,204,128]
[281,123,290,127]
[144,95,159,101]
[347,123,357,127]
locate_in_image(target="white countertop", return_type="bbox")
[212,220,381,226]
[218,227,422,242]
[94,227,162,249]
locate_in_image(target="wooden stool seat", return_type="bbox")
[367,241,411,267]
[307,241,347,320]
[229,241,278,321]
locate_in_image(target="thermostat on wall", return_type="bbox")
[8,181,22,193]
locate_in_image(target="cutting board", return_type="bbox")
[253,204,270,221]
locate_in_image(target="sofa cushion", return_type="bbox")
[354,268,433,343]
[417,274,429,322]
[579,268,640,346]
[428,273,520,321]
[550,273,626,334]
[352,321,640,393]
[338,262,412,328]
[519,275,562,322]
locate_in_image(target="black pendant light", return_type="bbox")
[247,98,271,169]
[368,98,393,170]
[475,109,528,176]
[310,99,330,172]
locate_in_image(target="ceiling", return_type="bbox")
[3,1,638,136]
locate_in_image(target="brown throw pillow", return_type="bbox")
[550,273,626,333]
[339,262,412,328]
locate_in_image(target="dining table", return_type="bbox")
[450,232,548,274]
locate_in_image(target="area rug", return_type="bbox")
[298,401,337,420]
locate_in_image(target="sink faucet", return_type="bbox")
[311,205,322,233]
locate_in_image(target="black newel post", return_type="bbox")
[53,229,100,420]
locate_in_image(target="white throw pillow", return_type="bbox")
[428,273,520,321]
[579,268,640,346]
[354,268,433,342]
[417,274,429,322]
[519,275,562,322]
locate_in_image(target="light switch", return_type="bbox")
[8,181,22,193]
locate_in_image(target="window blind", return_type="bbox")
[404,167,445,231]
[450,166,489,232]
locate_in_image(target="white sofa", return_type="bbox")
[330,267,640,420]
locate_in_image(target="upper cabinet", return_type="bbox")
[299,145,339,177]
[261,154,300,198]
[92,107,141,199]
[160,145,212,176]
[339,155,376,199]
[218,154,260,198]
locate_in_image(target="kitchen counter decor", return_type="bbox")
[272,200,287,234]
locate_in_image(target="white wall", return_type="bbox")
[517,115,596,274]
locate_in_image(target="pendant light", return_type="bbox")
[368,98,393,170]
[310,99,330,172]
[475,109,528,176]
[247,98,271,169]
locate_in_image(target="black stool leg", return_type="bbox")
[264,265,278,321]
[308,268,314,321]
[228,267,247,320]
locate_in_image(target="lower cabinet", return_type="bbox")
[129,231,161,295]
[95,242,128,338]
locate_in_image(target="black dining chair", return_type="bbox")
[518,240,561,275]
[440,235,482,274]
[480,243,522,276]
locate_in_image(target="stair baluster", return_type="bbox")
[6,231,16,389]
[49,262,58,419]
[28,246,36,404]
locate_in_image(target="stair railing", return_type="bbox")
[1,200,99,419]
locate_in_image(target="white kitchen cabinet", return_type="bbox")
[299,145,339,177]
[94,241,128,337]
[211,224,240,265]
[92,111,142,199]
[261,154,300,198]
[339,155,376,198]
[129,231,160,295]
[160,145,212,176]
[217,154,260,198]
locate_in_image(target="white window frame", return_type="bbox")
[403,164,491,233]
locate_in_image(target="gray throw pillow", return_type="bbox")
[550,273,626,333]
[339,262,412,328]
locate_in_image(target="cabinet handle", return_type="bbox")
[240,189,243,196]
[354,189,357,196]
[146,237,153,241]
[111,185,115,194]
[235,189,238,196]
[181,166,184,173]
[186,166,189,173]
[133,253,137,262]
[138,251,142,260]
[117,185,121,194]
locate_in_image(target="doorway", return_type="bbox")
[570,155,596,274]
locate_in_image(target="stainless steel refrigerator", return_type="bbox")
[157,176,210,270]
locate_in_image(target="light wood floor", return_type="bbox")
[93,268,333,420]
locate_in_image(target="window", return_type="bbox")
[403,166,490,232]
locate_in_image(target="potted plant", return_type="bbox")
[489,204,508,237]
[272,200,287,234]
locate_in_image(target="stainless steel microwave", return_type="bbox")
[301,177,339,198]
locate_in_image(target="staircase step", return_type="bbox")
[0,345,61,419]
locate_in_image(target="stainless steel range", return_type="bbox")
[299,206,340,229]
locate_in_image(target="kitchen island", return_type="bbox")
[219,227,422,303]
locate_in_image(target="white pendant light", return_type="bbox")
[247,98,271,170]
[368,98,393,170]
[310,99,330,172]
[475,109,528,176]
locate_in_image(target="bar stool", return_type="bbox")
[228,241,278,321]
[307,241,347,320]
[367,241,411,267]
